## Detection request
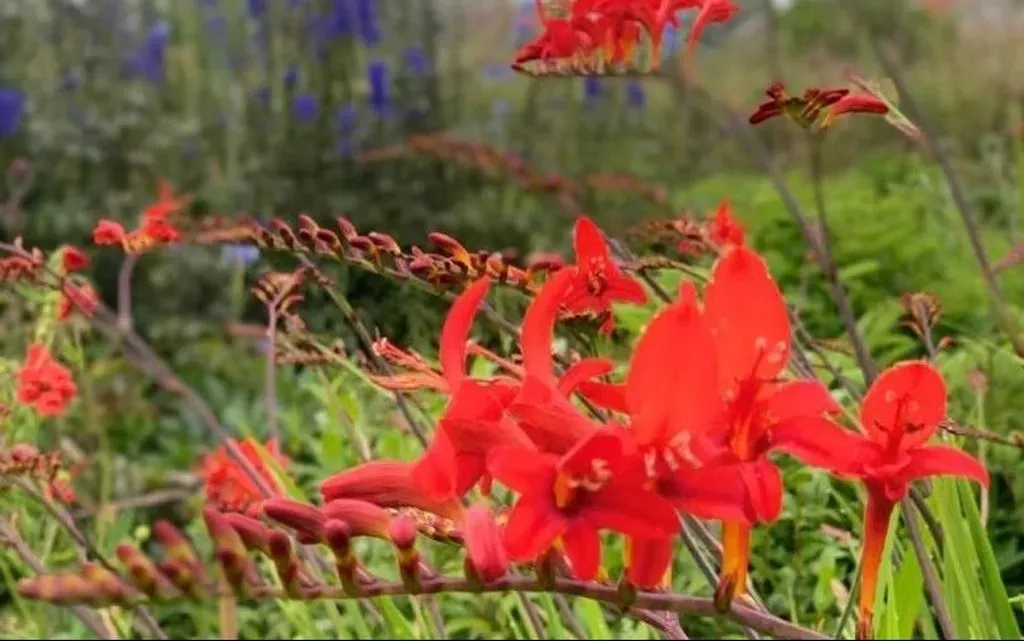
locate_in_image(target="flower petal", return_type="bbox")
[664,463,754,524]
[770,417,877,478]
[573,215,611,264]
[627,535,675,589]
[584,479,679,538]
[503,494,567,562]
[439,276,492,387]
[898,445,989,488]
[704,246,790,387]
[522,268,575,382]
[764,379,839,425]
[861,360,946,449]
[627,281,723,445]
[510,375,597,454]
[561,521,601,581]
[557,357,615,396]
[576,380,630,414]
[740,459,783,524]
[487,447,558,496]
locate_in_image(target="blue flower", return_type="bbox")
[354,0,380,46]
[403,47,429,77]
[367,60,391,116]
[293,93,318,121]
[283,64,299,89]
[583,76,602,104]
[335,104,360,156]
[220,244,261,267]
[626,80,646,109]
[123,20,172,84]
[248,0,267,19]
[325,0,353,40]
[0,89,25,138]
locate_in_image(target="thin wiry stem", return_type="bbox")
[116,253,139,333]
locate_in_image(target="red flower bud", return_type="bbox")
[320,499,392,539]
[320,460,463,521]
[262,498,327,543]
[462,504,508,584]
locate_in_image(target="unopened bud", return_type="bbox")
[262,498,326,543]
[324,519,359,594]
[462,504,508,585]
[267,530,303,597]
[116,543,179,599]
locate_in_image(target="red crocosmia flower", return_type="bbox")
[771,361,989,639]
[199,438,287,517]
[92,220,127,246]
[749,82,887,133]
[616,281,751,588]
[58,283,99,321]
[16,344,77,417]
[509,268,611,453]
[693,246,843,609]
[706,200,745,248]
[61,247,90,273]
[462,503,509,584]
[489,429,678,580]
[411,277,536,501]
[320,460,464,521]
[563,215,647,334]
[91,180,187,253]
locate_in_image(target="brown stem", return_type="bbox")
[116,253,140,334]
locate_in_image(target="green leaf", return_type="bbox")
[376,597,418,640]
[574,599,612,640]
[957,481,1021,639]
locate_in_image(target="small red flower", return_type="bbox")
[749,82,888,132]
[60,247,90,273]
[58,282,99,321]
[199,438,288,517]
[92,220,127,246]
[462,503,509,583]
[563,215,647,334]
[488,429,678,580]
[91,180,186,253]
[410,277,536,501]
[705,200,745,248]
[771,361,988,638]
[16,344,77,417]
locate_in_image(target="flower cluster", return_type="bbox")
[318,214,988,634]
[513,0,740,75]
[16,344,77,418]
[198,438,288,518]
[92,180,188,254]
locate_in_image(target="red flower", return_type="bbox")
[563,215,647,334]
[684,246,847,608]
[617,280,753,588]
[58,283,99,321]
[91,180,186,253]
[749,82,888,132]
[771,361,989,637]
[60,247,90,273]
[199,438,287,517]
[512,0,739,74]
[488,429,678,580]
[411,277,536,501]
[16,344,77,417]
[706,200,745,248]
[509,268,614,454]
[92,220,127,246]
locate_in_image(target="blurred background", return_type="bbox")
[4,0,1024,637]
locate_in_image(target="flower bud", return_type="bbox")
[116,543,179,598]
[324,519,359,594]
[267,530,303,597]
[321,499,392,539]
[320,460,463,520]
[462,504,508,585]
[262,498,326,543]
